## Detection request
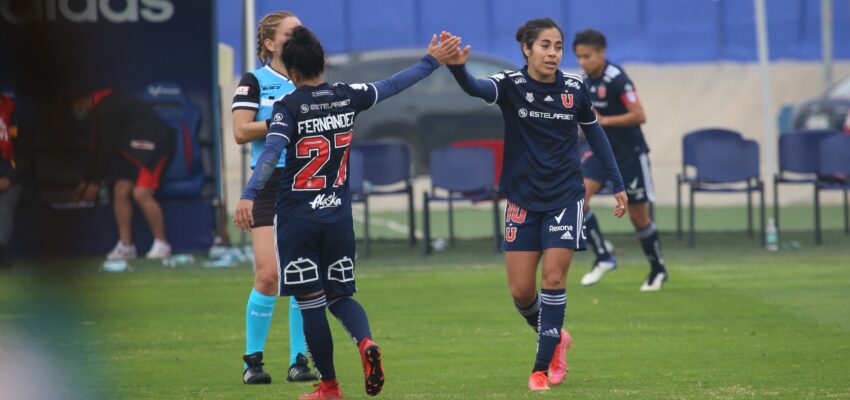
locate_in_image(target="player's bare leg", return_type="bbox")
[132,186,171,259]
[107,179,137,260]
[580,177,617,286]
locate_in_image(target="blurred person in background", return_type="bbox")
[71,88,176,260]
[231,11,318,384]
[0,88,31,268]
[573,29,669,291]
[444,19,626,391]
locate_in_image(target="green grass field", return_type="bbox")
[2,206,850,399]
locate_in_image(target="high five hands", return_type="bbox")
[427,31,464,65]
[439,31,471,65]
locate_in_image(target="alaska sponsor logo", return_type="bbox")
[349,83,369,91]
[1,0,175,24]
[147,84,180,97]
[309,192,342,210]
[564,79,580,90]
[548,225,574,233]
[514,77,527,84]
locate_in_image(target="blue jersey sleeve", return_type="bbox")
[611,73,639,107]
[267,98,295,144]
[446,64,500,105]
[241,101,293,201]
[338,54,441,112]
[576,81,598,125]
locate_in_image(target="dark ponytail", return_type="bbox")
[281,26,325,79]
[515,18,564,59]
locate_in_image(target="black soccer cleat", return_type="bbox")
[287,353,319,382]
[242,352,272,384]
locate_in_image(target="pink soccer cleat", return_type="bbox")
[528,371,550,391]
[548,329,572,385]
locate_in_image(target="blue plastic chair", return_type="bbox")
[815,134,850,244]
[688,138,764,247]
[423,147,501,255]
[676,128,744,238]
[139,82,204,198]
[351,140,417,246]
[773,130,837,233]
[348,148,372,257]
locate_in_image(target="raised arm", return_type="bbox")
[446,63,498,104]
[369,34,462,104]
[442,32,498,104]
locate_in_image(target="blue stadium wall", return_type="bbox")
[219,0,850,74]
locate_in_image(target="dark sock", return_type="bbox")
[636,222,666,275]
[584,210,612,261]
[327,296,372,345]
[514,293,540,331]
[534,289,566,372]
[298,294,335,380]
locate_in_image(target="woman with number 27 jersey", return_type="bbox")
[444,19,626,392]
[234,26,461,400]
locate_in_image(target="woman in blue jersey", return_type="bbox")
[234,26,461,400]
[443,19,627,391]
[231,11,317,384]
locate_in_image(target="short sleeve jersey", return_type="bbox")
[232,65,296,168]
[267,82,378,223]
[582,61,649,160]
[488,66,597,212]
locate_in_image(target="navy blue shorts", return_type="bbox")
[502,199,587,252]
[583,152,655,204]
[274,215,357,297]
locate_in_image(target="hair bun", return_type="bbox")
[291,26,312,44]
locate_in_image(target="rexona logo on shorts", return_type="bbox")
[0,0,175,24]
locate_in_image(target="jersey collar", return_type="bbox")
[264,65,292,82]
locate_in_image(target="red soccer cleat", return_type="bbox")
[528,370,551,391]
[299,379,344,400]
[358,338,385,396]
[548,329,572,385]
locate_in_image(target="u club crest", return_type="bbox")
[597,84,607,99]
[561,94,574,109]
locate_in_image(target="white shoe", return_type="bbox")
[106,241,137,260]
[640,272,667,292]
[580,258,617,286]
[146,239,172,259]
